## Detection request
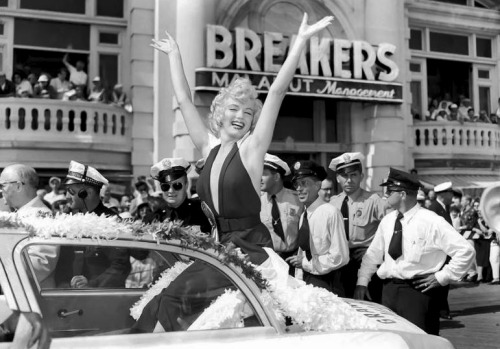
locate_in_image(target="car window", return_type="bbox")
[21,243,263,338]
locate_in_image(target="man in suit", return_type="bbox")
[428,182,453,224]
[0,164,59,288]
[427,181,454,320]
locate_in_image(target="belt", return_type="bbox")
[383,278,414,284]
[216,215,261,232]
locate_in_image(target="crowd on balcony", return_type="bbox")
[0,54,131,112]
[421,93,499,124]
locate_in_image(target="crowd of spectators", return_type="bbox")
[36,175,170,223]
[0,53,130,111]
[421,93,499,124]
[416,189,500,285]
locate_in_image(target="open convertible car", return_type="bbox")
[0,215,454,349]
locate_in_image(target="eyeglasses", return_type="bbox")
[66,186,76,195]
[0,181,24,190]
[160,182,184,192]
[293,179,314,190]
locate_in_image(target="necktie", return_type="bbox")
[297,210,312,261]
[271,195,286,242]
[169,209,178,221]
[341,196,349,240]
[388,211,404,260]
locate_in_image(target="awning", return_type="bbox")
[419,174,500,197]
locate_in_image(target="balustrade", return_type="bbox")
[413,121,500,156]
[0,98,131,150]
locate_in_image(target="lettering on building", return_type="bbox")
[195,24,403,103]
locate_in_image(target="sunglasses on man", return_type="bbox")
[160,182,184,192]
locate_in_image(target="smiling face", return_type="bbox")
[293,177,320,206]
[161,176,188,209]
[219,97,255,139]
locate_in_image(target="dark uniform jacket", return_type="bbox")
[56,202,144,288]
[428,200,452,225]
[144,198,211,234]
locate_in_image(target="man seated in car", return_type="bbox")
[56,161,133,288]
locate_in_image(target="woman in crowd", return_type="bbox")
[131,14,334,333]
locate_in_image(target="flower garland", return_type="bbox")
[0,212,267,289]
[0,212,378,332]
[130,261,193,320]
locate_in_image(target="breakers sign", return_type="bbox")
[195,25,403,103]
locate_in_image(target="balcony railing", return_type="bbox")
[413,121,500,156]
[0,98,131,150]
[0,98,132,170]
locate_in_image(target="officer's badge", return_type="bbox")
[294,162,301,170]
[343,154,351,163]
[356,209,362,217]
[162,159,172,169]
[289,208,297,216]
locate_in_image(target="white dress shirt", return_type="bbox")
[17,197,60,288]
[260,188,302,253]
[357,204,475,287]
[298,198,349,275]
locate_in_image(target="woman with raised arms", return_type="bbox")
[133,14,334,333]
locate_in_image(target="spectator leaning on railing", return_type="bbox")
[0,72,15,97]
[50,68,71,100]
[34,74,57,99]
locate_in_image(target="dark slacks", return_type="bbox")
[341,248,383,303]
[303,269,344,296]
[382,279,441,335]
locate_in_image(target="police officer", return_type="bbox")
[286,160,349,295]
[260,154,302,272]
[63,160,133,288]
[354,168,474,335]
[329,152,387,301]
[147,157,210,234]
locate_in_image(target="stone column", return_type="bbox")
[129,0,155,176]
[352,0,408,191]
[169,0,217,161]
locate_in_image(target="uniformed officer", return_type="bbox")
[62,160,133,288]
[286,160,349,295]
[147,157,210,234]
[428,181,454,320]
[260,154,302,272]
[329,152,387,301]
[354,168,475,335]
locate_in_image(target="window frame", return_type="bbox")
[7,235,279,335]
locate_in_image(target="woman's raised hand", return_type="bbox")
[297,13,334,40]
[151,31,179,55]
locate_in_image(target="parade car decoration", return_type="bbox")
[0,213,454,349]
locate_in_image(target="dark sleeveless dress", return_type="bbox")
[197,142,272,247]
[133,142,271,333]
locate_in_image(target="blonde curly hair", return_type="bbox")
[208,78,263,137]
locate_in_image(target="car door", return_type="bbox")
[1,230,281,345]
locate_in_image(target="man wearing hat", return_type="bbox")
[260,154,302,271]
[428,181,455,320]
[329,152,387,301]
[146,157,210,233]
[354,168,474,335]
[63,160,132,288]
[34,74,56,99]
[43,176,66,206]
[285,160,349,295]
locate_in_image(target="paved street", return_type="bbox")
[440,282,500,349]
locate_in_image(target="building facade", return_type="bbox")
[0,0,499,194]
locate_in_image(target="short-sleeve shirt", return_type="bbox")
[330,189,387,249]
[260,188,302,253]
[68,65,88,86]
